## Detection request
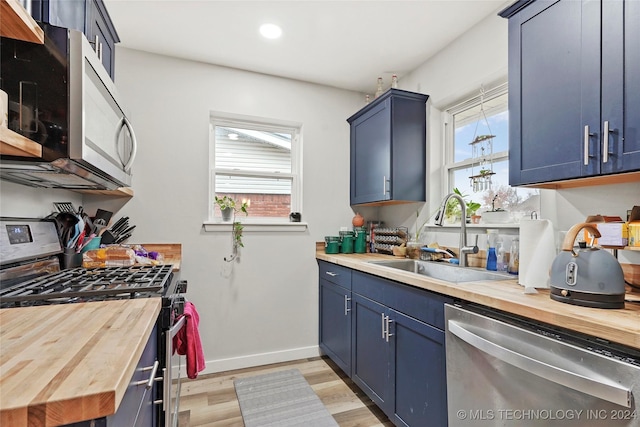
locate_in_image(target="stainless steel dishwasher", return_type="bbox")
[445,303,640,426]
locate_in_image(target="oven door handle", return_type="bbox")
[448,320,632,408]
[164,315,186,427]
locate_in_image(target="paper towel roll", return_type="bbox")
[519,219,556,288]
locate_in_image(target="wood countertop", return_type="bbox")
[136,243,182,271]
[316,250,640,350]
[0,298,161,426]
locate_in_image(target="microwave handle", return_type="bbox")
[115,116,138,173]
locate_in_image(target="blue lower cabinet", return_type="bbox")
[391,308,447,427]
[351,294,392,410]
[319,279,352,376]
[350,273,449,426]
[319,263,450,427]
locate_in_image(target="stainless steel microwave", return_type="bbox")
[0,23,136,190]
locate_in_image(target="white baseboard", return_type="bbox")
[200,345,321,375]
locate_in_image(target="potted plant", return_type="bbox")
[215,195,238,221]
[445,188,481,223]
[215,196,249,261]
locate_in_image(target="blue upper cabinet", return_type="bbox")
[30,0,120,80]
[500,0,640,187]
[347,89,428,205]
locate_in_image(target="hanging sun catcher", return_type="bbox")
[469,86,495,192]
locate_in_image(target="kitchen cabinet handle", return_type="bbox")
[583,125,594,166]
[385,316,394,342]
[603,120,616,163]
[98,42,103,61]
[146,360,159,389]
[325,271,337,277]
[134,360,159,388]
[344,295,351,315]
[448,319,631,408]
[381,313,386,339]
[382,175,390,196]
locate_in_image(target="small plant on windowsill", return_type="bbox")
[445,188,481,223]
[215,196,249,261]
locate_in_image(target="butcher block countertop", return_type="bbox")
[0,298,161,426]
[317,250,640,350]
[137,243,182,270]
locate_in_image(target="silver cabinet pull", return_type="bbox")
[385,316,394,342]
[583,125,595,165]
[448,319,631,408]
[135,360,159,388]
[344,295,351,315]
[382,175,390,196]
[325,271,337,277]
[381,313,386,339]
[602,120,616,163]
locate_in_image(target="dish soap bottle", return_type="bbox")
[486,229,498,271]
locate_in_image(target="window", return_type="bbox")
[444,84,539,216]
[209,113,302,222]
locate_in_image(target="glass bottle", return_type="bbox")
[391,74,398,89]
[375,77,384,98]
[496,238,505,271]
[508,237,519,275]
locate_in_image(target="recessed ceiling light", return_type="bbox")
[260,23,282,39]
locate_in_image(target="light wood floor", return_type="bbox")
[177,356,394,427]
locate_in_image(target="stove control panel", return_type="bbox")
[0,218,62,266]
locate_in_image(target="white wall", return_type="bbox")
[106,49,362,373]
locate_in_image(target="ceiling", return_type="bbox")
[103,0,509,94]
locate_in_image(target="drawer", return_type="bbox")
[318,260,352,290]
[353,271,453,330]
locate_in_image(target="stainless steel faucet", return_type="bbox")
[434,193,479,267]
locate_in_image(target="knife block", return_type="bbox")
[100,230,117,244]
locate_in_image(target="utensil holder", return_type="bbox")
[63,247,82,269]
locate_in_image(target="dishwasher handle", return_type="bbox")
[448,319,632,408]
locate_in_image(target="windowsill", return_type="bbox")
[202,220,308,232]
[423,223,520,229]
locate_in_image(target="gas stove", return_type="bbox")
[0,264,175,308]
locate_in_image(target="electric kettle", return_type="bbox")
[549,222,626,309]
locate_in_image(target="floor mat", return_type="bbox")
[234,368,339,427]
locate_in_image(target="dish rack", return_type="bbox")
[373,227,408,254]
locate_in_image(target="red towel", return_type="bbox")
[173,301,205,379]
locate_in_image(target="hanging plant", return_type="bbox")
[216,196,249,261]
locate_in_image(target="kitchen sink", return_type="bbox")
[368,259,513,283]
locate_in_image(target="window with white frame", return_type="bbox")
[209,113,301,221]
[444,84,539,216]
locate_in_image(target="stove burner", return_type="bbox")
[0,265,174,308]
